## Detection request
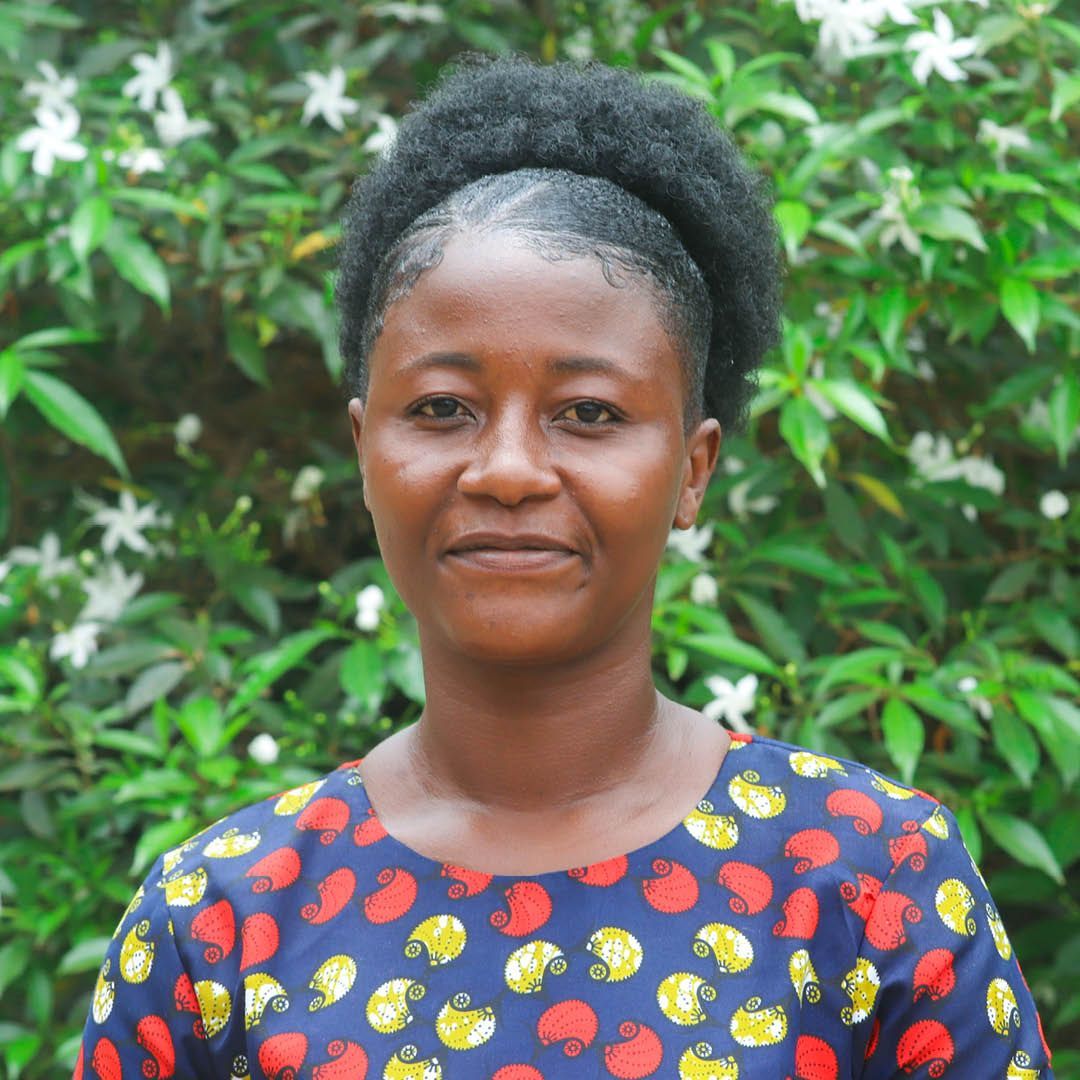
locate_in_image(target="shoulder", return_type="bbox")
[727,731,945,838]
[151,758,372,905]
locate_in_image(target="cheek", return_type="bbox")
[568,440,683,556]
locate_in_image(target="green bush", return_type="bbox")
[1,1,1077,1076]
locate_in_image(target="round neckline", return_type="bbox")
[350,732,747,880]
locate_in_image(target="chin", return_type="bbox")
[436,612,595,667]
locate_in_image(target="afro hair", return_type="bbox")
[336,52,782,437]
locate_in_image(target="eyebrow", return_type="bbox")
[394,351,636,381]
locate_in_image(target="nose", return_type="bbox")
[456,407,561,506]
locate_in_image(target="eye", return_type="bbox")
[559,400,620,425]
[412,396,467,420]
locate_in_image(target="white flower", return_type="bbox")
[107,146,167,175]
[816,0,883,69]
[906,9,978,84]
[90,491,164,556]
[16,105,88,177]
[154,87,213,146]
[908,431,957,481]
[956,676,993,721]
[874,192,921,254]
[291,465,325,503]
[874,0,919,24]
[123,42,173,111]
[1039,490,1069,520]
[248,733,280,765]
[955,455,1005,496]
[728,481,780,520]
[915,359,936,382]
[174,413,202,446]
[871,166,922,255]
[977,119,1031,171]
[79,561,144,622]
[690,573,719,606]
[362,113,398,156]
[300,66,359,131]
[814,301,845,340]
[666,523,713,563]
[355,584,385,632]
[3,531,77,587]
[702,673,758,733]
[22,61,78,111]
[50,622,102,669]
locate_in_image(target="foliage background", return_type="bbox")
[1,0,1077,1076]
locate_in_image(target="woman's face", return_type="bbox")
[349,230,720,666]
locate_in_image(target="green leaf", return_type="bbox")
[814,689,880,729]
[56,937,111,976]
[653,48,712,90]
[910,203,987,252]
[386,645,425,704]
[979,811,1065,885]
[1050,70,1080,123]
[132,817,198,875]
[811,379,892,444]
[102,228,170,313]
[340,639,387,713]
[70,195,112,262]
[814,647,903,698]
[107,187,209,220]
[982,363,1056,412]
[1014,249,1080,280]
[1047,367,1079,468]
[175,696,225,757]
[743,90,818,127]
[0,941,30,998]
[901,682,984,737]
[93,729,164,759]
[0,349,23,419]
[774,200,811,262]
[731,589,807,664]
[867,285,908,355]
[881,697,924,785]
[10,326,100,351]
[225,317,269,386]
[779,395,830,489]
[1049,196,1080,232]
[125,661,186,716]
[681,634,780,676]
[750,540,853,585]
[990,706,1040,787]
[999,278,1040,352]
[978,172,1045,196]
[227,626,339,717]
[907,565,947,634]
[20,370,127,476]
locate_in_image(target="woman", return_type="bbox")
[75,55,1052,1079]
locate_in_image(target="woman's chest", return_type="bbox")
[183,863,872,1079]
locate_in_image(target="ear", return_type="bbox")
[347,397,370,510]
[673,418,722,529]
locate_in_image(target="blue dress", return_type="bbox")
[74,733,1054,1078]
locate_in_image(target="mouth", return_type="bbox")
[446,548,576,572]
[444,533,578,572]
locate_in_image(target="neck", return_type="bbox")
[407,619,673,812]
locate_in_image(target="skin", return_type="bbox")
[348,229,729,874]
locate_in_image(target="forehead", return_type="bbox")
[368,230,683,387]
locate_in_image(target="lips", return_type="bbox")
[445,532,575,555]
[443,532,579,574]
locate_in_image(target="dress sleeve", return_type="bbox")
[72,852,218,1080]
[858,802,1054,1079]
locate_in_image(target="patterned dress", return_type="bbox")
[75,733,1054,1079]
